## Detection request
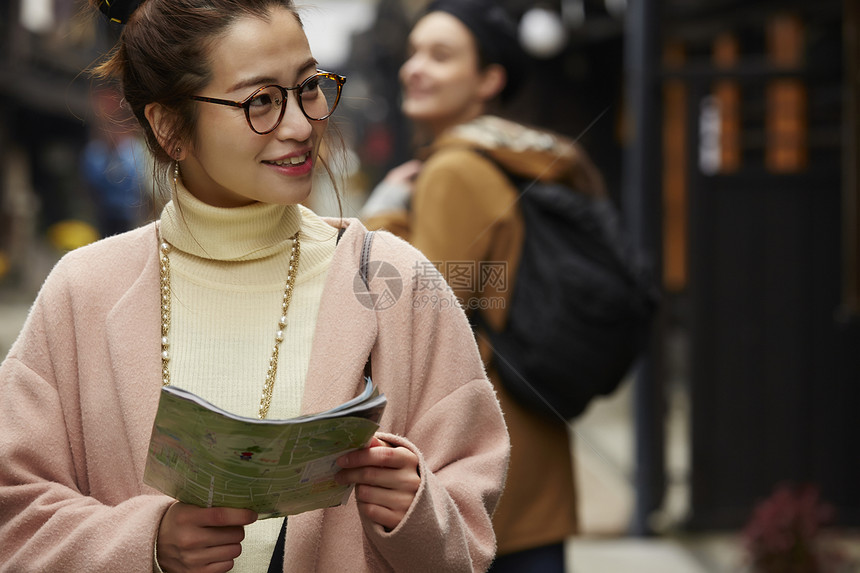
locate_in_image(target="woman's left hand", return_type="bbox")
[335,436,421,530]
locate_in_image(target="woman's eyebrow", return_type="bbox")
[227,58,320,95]
[229,76,278,94]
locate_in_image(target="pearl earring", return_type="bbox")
[172,160,180,195]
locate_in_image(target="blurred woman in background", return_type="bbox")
[362,1,608,570]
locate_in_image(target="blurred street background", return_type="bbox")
[2,0,860,571]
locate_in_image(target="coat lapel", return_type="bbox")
[284,222,379,567]
[105,225,164,483]
[301,222,379,415]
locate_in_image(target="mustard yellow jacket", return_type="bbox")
[365,115,606,554]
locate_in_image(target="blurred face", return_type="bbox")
[400,12,495,136]
[179,8,327,208]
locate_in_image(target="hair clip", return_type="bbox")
[98,0,145,25]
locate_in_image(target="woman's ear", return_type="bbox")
[477,64,508,102]
[144,102,184,160]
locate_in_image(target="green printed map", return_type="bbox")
[143,381,386,519]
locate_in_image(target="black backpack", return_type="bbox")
[475,168,659,420]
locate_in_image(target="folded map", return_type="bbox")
[143,378,386,518]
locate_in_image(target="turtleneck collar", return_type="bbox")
[159,180,302,262]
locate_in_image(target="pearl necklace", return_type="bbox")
[158,230,302,419]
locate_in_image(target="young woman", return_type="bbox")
[0,1,509,571]
[362,1,608,571]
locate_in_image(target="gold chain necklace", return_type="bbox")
[158,230,301,419]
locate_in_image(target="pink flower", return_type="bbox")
[742,483,836,573]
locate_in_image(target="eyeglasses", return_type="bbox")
[191,71,346,135]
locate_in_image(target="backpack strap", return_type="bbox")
[267,519,288,573]
[360,231,375,381]
[360,230,375,289]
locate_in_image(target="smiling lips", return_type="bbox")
[403,84,431,99]
[266,152,310,166]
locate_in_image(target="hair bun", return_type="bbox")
[98,0,145,24]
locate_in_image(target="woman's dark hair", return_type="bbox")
[89,0,346,212]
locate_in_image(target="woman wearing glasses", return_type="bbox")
[362,1,608,571]
[0,1,508,571]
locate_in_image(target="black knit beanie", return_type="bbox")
[423,0,527,102]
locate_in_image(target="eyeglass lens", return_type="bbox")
[247,74,340,133]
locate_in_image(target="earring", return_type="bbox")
[172,160,180,195]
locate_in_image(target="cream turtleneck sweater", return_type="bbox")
[157,183,337,571]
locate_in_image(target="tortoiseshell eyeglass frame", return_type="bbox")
[190,71,346,135]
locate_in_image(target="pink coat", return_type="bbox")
[0,218,509,572]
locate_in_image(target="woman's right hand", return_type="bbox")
[382,159,423,187]
[156,502,257,573]
[361,159,423,219]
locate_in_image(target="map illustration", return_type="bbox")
[143,378,386,519]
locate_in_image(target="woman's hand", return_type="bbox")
[156,503,257,573]
[382,159,423,188]
[361,159,423,219]
[335,436,421,531]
